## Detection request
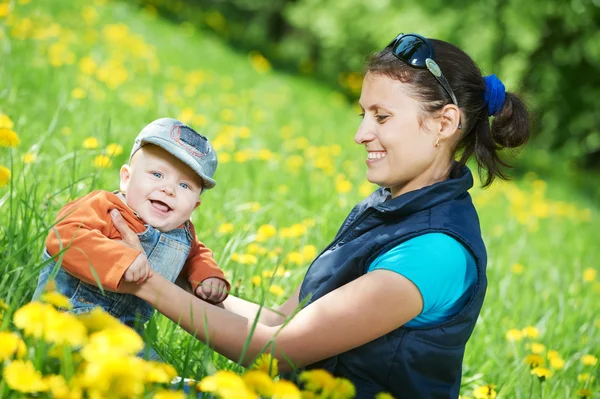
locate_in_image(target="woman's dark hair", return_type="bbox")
[366,39,530,187]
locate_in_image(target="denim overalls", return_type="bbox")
[33,222,193,333]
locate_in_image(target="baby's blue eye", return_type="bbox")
[152,172,162,178]
[179,182,190,190]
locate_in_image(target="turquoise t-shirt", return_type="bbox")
[368,233,477,327]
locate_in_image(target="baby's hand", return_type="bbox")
[123,253,153,284]
[195,277,228,303]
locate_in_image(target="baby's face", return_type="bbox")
[119,145,203,232]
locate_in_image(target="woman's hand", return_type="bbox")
[110,209,150,292]
[110,209,144,252]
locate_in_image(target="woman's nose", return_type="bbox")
[354,119,375,145]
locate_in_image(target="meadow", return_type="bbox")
[0,0,598,398]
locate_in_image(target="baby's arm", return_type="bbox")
[46,191,142,290]
[182,224,230,303]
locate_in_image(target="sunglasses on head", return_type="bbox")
[387,33,462,129]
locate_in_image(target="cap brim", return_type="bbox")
[139,137,216,189]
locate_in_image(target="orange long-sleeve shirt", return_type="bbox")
[45,190,228,292]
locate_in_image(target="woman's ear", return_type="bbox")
[194,199,202,210]
[119,165,131,193]
[438,104,462,141]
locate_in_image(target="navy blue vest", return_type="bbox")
[296,164,487,399]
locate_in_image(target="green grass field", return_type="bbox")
[0,0,598,398]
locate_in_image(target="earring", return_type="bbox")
[434,138,440,147]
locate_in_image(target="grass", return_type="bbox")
[0,0,598,397]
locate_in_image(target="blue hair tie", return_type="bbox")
[483,75,506,116]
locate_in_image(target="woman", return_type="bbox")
[113,33,530,398]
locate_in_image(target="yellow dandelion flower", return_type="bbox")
[81,325,144,360]
[258,148,274,161]
[581,354,598,366]
[45,374,81,399]
[79,56,97,75]
[249,51,271,74]
[530,366,552,381]
[0,165,11,188]
[284,251,304,266]
[13,301,57,338]
[272,379,301,399]
[583,268,597,282]
[269,285,285,297]
[530,342,546,354]
[80,355,146,397]
[218,223,234,234]
[256,224,277,242]
[0,332,27,360]
[0,127,20,147]
[197,370,250,397]
[243,370,275,397]
[375,393,396,399]
[505,328,523,341]
[524,354,544,368]
[45,311,88,347]
[0,298,8,309]
[330,377,356,399]
[302,245,317,261]
[105,143,123,156]
[0,113,14,128]
[576,389,593,398]
[550,356,565,369]
[299,369,336,393]
[76,307,122,333]
[472,384,497,399]
[220,152,232,163]
[577,373,595,383]
[146,361,178,383]
[546,349,560,359]
[285,155,304,171]
[71,87,86,99]
[82,137,99,149]
[154,390,186,399]
[253,353,279,378]
[248,243,268,255]
[3,360,47,393]
[237,253,258,265]
[93,154,112,168]
[220,108,234,122]
[21,152,37,164]
[359,181,376,197]
[510,263,524,274]
[40,291,72,309]
[522,326,540,338]
[251,276,261,286]
[238,127,251,138]
[335,178,352,194]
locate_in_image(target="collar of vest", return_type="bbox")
[373,162,473,216]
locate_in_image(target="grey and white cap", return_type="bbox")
[130,118,217,189]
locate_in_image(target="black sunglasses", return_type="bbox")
[387,33,461,129]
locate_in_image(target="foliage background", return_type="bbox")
[135,0,600,176]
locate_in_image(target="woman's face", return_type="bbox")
[355,72,443,197]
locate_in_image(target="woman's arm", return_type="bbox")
[219,285,301,327]
[123,269,422,372]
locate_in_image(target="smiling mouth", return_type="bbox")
[150,200,172,213]
[367,152,387,160]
